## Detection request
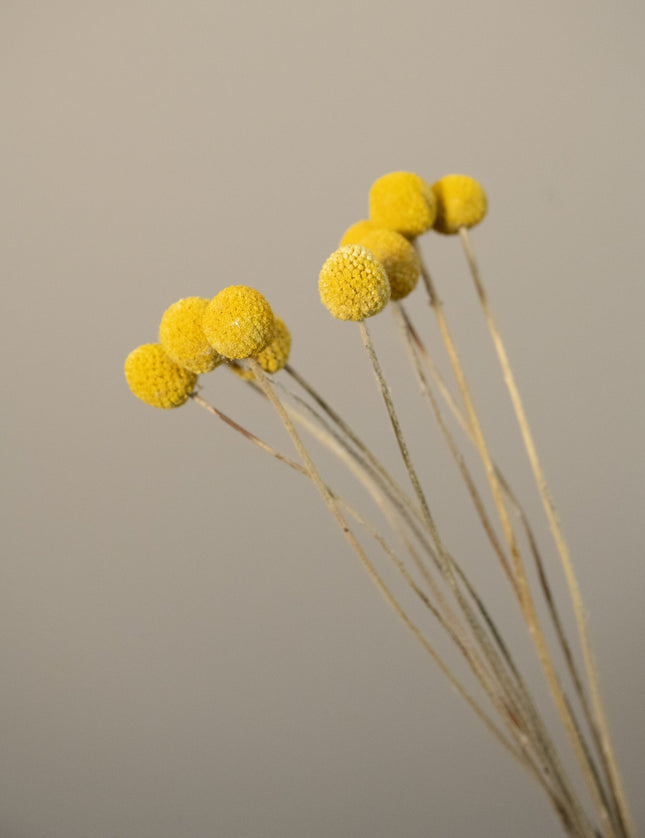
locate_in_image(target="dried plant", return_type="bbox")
[124,171,633,837]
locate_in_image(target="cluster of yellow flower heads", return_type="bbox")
[320,172,487,321]
[125,171,486,408]
[125,286,291,409]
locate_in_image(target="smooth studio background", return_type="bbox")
[2,2,644,837]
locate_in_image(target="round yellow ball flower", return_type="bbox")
[431,174,487,234]
[159,297,223,373]
[256,316,291,373]
[319,244,390,321]
[230,316,292,380]
[369,172,436,238]
[124,343,197,409]
[202,286,275,360]
[340,226,419,301]
[339,219,378,247]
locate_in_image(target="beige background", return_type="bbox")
[2,2,644,836]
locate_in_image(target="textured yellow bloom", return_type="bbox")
[256,316,291,373]
[159,297,223,374]
[340,226,419,301]
[319,244,390,321]
[369,172,436,238]
[124,343,197,409]
[202,286,275,360]
[230,317,292,380]
[339,219,378,247]
[431,174,487,234]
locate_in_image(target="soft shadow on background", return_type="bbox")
[2,2,644,837]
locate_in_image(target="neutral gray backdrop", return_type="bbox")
[2,2,643,836]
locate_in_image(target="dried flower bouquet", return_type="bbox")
[124,171,633,838]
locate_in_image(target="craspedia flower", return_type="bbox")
[230,316,292,380]
[369,172,436,238]
[339,219,378,247]
[202,286,275,360]
[431,174,487,234]
[319,244,390,321]
[256,316,291,373]
[340,226,420,301]
[124,343,197,409]
[159,296,223,374]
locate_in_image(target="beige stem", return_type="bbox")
[398,301,594,710]
[416,251,609,837]
[274,376,548,727]
[392,301,517,593]
[278,370,539,722]
[458,226,632,837]
[244,359,533,766]
[357,322,591,835]
[191,381,585,833]
[396,302,618,828]
[283,398,532,739]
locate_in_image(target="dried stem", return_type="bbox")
[416,245,614,837]
[397,301,595,724]
[281,365,448,589]
[394,301,618,831]
[357,321,591,835]
[278,368,575,787]
[274,374,555,731]
[274,387,535,749]
[458,226,632,837]
[392,301,515,591]
[192,388,503,733]
[242,360,532,769]
[279,368,539,721]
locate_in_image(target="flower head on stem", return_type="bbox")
[159,296,223,373]
[124,343,197,408]
[202,285,275,359]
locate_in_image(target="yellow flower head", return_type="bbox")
[256,316,291,373]
[339,219,378,247]
[202,285,275,360]
[319,244,390,321]
[159,297,223,374]
[124,343,197,409]
[431,174,487,234]
[369,172,436,238]
[230,316,292,380]
[340,226,420,301]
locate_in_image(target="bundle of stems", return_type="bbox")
[190,228,632,838]
[125,172,633,837]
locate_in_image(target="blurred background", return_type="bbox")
[2,2,644,836]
